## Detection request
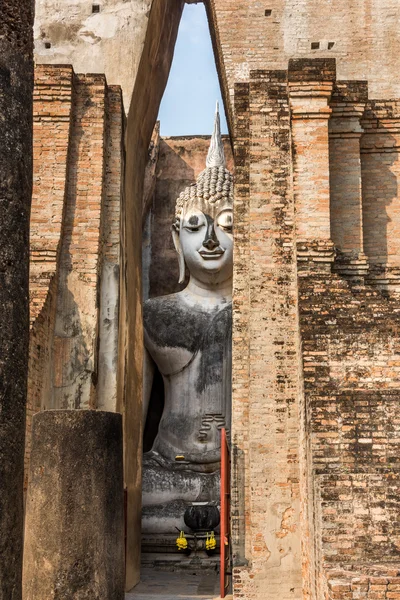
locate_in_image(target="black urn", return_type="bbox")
[184,503,220,532]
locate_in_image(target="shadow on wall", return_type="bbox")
[362,132,398,272]
[53,92,90,411]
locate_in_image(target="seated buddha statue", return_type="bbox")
[142,105,233,534]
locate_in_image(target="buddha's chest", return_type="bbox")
[144,301,232,379]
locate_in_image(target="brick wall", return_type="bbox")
[209,0,400,129]
[231,58,400,600]
[27,65,124,482]
[26,31,400,600]
[288,58,335,243]
[327,569,400,600]
[361,101,400,289]
[298,268,400,598]
[231,70,303,600]
[329,82,367,261]
[294,61,400,600]
[30,65,74,322]
[26,65,74,486]
[52,73,109,410]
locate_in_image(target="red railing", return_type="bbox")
[220,428,230,598]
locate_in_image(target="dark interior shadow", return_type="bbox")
[143,366,164,452]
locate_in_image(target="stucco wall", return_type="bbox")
[34,0,153,110]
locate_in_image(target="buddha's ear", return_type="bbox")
[172,225,185,284]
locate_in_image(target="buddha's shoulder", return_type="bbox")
[143,292,211,351]
[145,292,183,310]
[144,293,189,323]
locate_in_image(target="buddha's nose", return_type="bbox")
[203,221,219,251]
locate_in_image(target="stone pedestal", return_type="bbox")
[23,410,124,600]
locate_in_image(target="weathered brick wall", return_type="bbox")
[288,58,335,243]
[209,0,400,127]
[26,278,58,489]
[327,568,400,600]
[292,60,400,600]
[361,101,400,289]
[298,269,400,598]
[27,65,75,486]
[329,81,367,269]
[27,66,124,480]
[231,58,400,600]
[231,70,303,600]
[30,65,74,322]
[53,73,108,410]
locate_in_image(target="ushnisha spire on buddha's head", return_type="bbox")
[174,102,233,221]
[206,101,226,168]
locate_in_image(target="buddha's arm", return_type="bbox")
[143,347,155,424]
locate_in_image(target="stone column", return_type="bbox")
[0,2,34,598]
[288,58,335,267]
[329,81,369,278]
[23,410,124,600]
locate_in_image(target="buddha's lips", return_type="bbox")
[198,248,225,259]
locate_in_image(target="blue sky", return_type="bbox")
[158,3,228,136]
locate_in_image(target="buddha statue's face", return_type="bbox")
[175,199,233,286]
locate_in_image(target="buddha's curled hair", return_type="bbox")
[174,166,234,222]
[173,102,234,230]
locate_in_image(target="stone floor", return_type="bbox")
[126,567,223,600]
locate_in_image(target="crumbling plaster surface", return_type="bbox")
[34,0,153,110]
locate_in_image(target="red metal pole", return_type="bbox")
[124,487,127,577]
[220,428,229,598]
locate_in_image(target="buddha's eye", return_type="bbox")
[183,213,205,232]
[217,211,233,232]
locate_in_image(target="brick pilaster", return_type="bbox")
[329,81,369,279]
[53,74,108,410]
[361,100,400,291]
[288,59,335,269]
